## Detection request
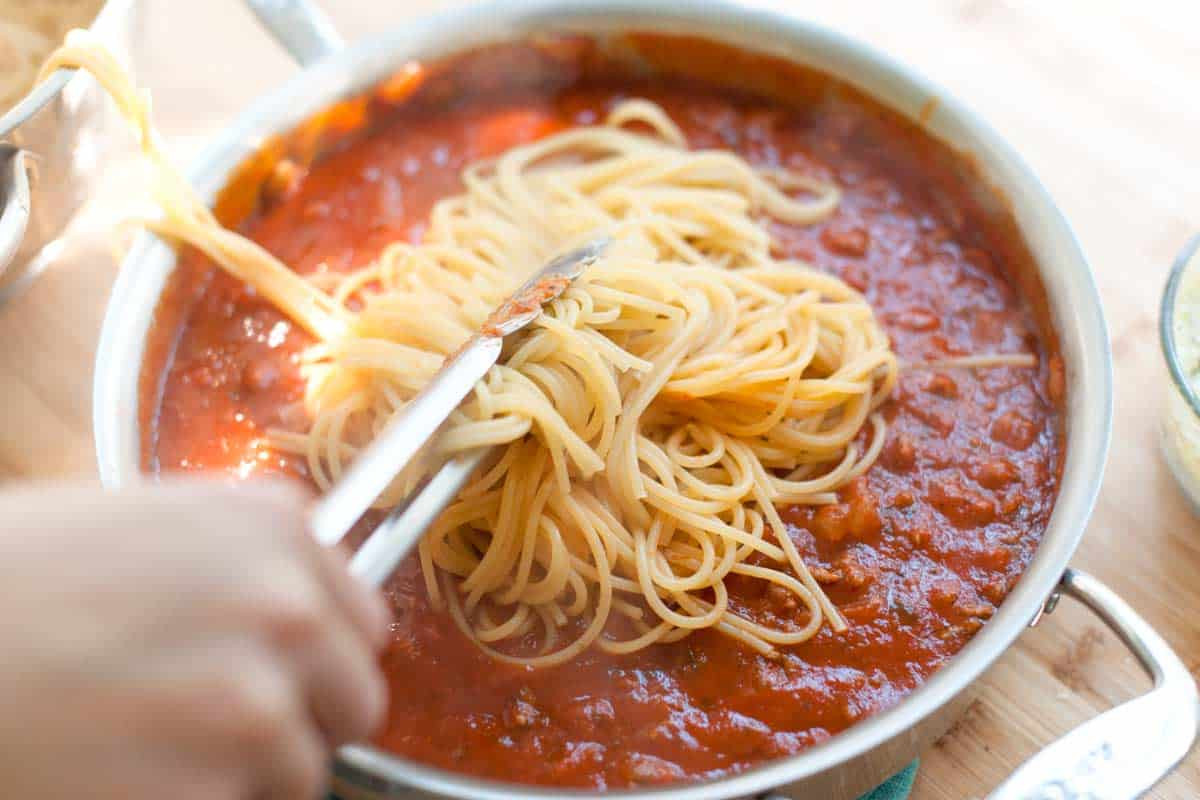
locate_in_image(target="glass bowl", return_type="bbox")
[1160,234,1200,514]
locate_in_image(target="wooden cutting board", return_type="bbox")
[0,1,1195,797]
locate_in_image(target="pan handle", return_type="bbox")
[243,0,344,67]
[988,568,1198,800]
[0,147,32,281]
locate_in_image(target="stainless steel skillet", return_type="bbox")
[94,1,1197,798]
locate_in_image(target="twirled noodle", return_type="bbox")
[48,31,908,666]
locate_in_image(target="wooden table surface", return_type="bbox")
[1,1,1197,797]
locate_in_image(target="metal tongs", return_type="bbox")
[311,237,610,586]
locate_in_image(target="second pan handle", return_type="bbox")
[988,569,1198,800]
[243,0,344,67]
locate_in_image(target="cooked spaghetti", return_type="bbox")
[266,103,896,666]
[0,1,102,111]
[46,30,1038,668]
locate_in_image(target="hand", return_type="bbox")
[0,481,391,800]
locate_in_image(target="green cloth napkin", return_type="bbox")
[331,760,918,799]
[860,760,919,800]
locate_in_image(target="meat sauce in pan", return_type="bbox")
[142,40,1062,789]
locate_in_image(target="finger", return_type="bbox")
[152,476,314,513]
[235,478,317,521]
[219,478,390,650]
[254,723,328,800]
[234,478,392,651]
[248,683,329,800]
[293,605,388,747]
[309,539,393,651]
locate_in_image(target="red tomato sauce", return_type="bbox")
[142,43,1063,790]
